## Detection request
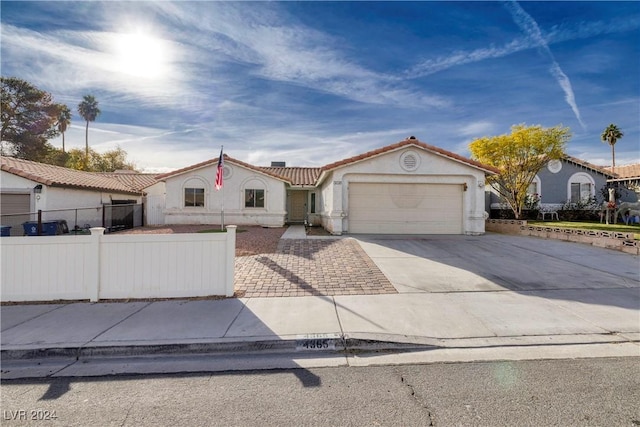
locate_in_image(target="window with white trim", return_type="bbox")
[245,189,265,208]
[185,188,204,207]
[568,173,595,203]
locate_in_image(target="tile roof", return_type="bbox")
[321,137,500,174]
[564,155,615,177]
[260,167,322,186]
[602,163,640,179]
[156,155,293,184]
[1,156,149,195]
[156,138,499,186]
[95,172,161,192]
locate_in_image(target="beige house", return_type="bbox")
[158,137,498,235]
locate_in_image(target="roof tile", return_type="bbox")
[321,138,500,174]
[1,156,152,194]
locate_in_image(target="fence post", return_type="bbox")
[88,227,106,302]
[224,225,237,297]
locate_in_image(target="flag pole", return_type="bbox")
[220,145,224,231]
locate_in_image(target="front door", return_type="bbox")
[289,191,307,223]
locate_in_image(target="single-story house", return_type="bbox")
[0,156,160,235]
[486,155,619,215]
[157,137,498,235]
[604,163,640,201]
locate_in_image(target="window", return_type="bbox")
[568,172,595,203]
[245,189,265,208]
[570,182,592,203]
[527,182,537,195]
[310,193,316,214]
[185,188,204,207]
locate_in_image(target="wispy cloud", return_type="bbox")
[503,0,586,130]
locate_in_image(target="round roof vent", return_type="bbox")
[400,150,421,172]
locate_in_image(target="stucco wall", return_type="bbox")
[317,147,488,235]
[487,159,611,209]
[536,161,609,204]
[163,162,287,227]
[1,171,142,229]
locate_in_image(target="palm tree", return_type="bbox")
[601,124,623,174]
[56,104,72,153]
[77,95,101,167]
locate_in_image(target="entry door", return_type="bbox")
[289,191,307,223]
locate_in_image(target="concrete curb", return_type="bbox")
[2,332,636,362]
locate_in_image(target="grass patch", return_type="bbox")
[528,221,640,240]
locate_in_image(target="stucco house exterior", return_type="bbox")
[486,155,617,216]
[0,156,159,235]
[157,137,498,235]
[604,163,640,202]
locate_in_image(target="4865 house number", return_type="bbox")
[295,334,337,351]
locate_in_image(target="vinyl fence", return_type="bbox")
[1,226,236,302]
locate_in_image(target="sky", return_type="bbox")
[1,1,639,173]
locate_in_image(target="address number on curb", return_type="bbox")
[296,339,335,351]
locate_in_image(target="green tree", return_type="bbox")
[63,146,137,172]
[56,104,72,153]
[99,146,137,172]
[77,94,101,168]
[1,77,61,161]
[600,124,623,174]
[469,124,570,219]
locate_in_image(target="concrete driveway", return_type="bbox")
[355,233,640,294]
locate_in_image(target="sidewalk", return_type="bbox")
[2,227,639,377]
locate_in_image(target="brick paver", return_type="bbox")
[235,238,397,298]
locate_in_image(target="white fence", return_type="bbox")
[1,226,236,302]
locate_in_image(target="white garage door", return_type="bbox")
[348,183,463,234]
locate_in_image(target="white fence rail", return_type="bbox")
[1,226,236,302]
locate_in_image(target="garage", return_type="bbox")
[0,192,30,214]
[348,182,463,234]
[0,192,31,236]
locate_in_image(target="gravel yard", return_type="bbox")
[116,225,287,257]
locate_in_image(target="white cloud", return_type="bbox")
[504,1,586,131]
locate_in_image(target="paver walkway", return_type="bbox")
[234,238,397,297]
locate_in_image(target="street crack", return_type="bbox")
[401,374,435,426]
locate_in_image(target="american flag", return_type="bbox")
[215,147,224,190]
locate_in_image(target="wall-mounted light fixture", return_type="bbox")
[33,184,43,194]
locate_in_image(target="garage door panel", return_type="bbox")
[349,183,463,234]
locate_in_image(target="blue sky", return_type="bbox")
[1,1,638,173]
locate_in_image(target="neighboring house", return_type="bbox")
[603,163,640,203]
[0,156,162,235]
[486,155,616,214]
[157,137,498,235]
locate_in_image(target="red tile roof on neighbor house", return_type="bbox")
[1,156,153,195]
[320,137,500,175]
[602,163,640,180]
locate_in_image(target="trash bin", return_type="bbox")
[22,220,68,236]
[0,226,11,236]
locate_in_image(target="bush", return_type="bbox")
[558,197,601,221]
